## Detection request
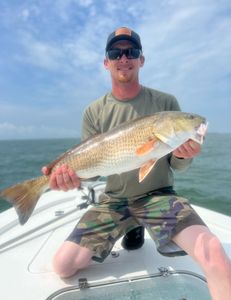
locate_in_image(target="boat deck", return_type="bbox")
[0,184,230,300]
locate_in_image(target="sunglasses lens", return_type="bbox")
[107,48,141,60]
[107,49,121,60]
[127,48,140,59]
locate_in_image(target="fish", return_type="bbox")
[0,111,208,225]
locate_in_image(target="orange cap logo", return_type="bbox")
[115,27,132,36]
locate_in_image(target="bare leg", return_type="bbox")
[173,225,231,300]
[53,241,93,278]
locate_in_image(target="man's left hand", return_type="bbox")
[173,139,201,159]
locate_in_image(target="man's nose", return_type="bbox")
[119,54,129,62]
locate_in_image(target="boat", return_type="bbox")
[0,179,230,300]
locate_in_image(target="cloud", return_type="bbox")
[0,0,230,139]
[0,122,34,139]
[16,33,64,71]
[21,8,30,21]
[139,2,231,96]
[2,0,147,72]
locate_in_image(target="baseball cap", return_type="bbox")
[105,27,142,51]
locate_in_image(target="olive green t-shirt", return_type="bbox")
[81,86,192,200]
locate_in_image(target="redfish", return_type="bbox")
[0,111,208,225]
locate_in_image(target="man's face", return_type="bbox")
[104,41,144,83]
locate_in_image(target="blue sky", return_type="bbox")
[0,0,230,139]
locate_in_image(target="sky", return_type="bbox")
[0,0,230,140]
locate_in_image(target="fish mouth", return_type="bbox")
[194,122,209,144]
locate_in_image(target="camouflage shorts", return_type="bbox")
[66,193,206,262]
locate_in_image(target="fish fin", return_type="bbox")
[136,138,159,156]
[139,159,157,182]
[154,133,170,144]
[0,176,48,225]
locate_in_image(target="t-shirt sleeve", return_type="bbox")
[169,96,181,111]
[81,107,100,141]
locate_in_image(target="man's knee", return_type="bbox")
[53,242,93,278]
[194,233,230,275]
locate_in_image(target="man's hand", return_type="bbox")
[41,164,81,191]
[173,139,201,159]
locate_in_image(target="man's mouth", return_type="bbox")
[117,65,133,71]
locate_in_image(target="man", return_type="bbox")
[43,27,231,300]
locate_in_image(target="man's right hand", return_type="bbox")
[41,164,81,191]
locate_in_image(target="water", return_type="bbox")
[174,133,231,216]
[0,134,231,216]
[0,138,78,212]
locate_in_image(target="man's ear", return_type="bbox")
[104,58,109,69]
[140,55,145,67]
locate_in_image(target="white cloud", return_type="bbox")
[21,8,30,21]
[0,0,230,139]
[0,122,19,131]
[78,0,93,7]
[15,33,64,71]
[139,1,231,91]
[0,122,34,138]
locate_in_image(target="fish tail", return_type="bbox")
[0,176,48,225]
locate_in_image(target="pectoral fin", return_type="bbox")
[136,139,159,156]
[139,159,157,183]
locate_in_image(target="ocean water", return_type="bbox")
[0,133,230,216]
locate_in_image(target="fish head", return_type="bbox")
[153,111,208,149]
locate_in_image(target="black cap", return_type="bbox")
[105,27,142,51]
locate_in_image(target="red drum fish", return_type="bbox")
[0,111,208,225]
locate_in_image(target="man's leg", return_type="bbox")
[53,241,93,278]
[53,197,139,278]
[173,225,231,300]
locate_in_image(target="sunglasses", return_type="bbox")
[106,48,141,60]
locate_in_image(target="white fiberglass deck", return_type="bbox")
[0,183,230,300]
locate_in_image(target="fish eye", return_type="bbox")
[188,114,195,119]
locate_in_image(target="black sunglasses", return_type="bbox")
[106,48,141,60]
